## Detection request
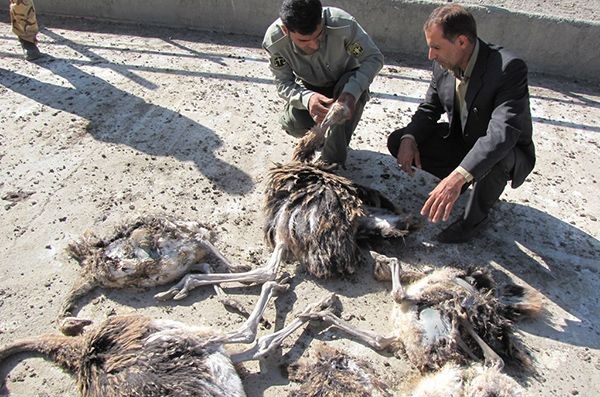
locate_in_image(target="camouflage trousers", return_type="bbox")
[10,0,39,43]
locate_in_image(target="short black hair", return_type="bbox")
[424,4,477,43]
[279,0,323,35]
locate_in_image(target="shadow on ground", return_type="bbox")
[0,30,254,196]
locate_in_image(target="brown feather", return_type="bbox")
[264,125,411,279]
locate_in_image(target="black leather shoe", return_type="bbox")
[435,217,489,244]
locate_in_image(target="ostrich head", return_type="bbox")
[321,101,351,130]
[292,101,351,163]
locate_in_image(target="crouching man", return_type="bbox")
[388,4,535,243]
[263,0,384,165]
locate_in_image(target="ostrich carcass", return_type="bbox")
[0,280,338,397]
[60,216,261,317]
[285,344,526,397]
[410,362,527,397]
[305,256,542,394]
[264,102,414,278]
[285,343,394,397]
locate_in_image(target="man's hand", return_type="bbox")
[420,171,467,223]
[308,93,334,125]
[396,137,421,176]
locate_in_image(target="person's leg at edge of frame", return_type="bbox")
[10,0,42,61]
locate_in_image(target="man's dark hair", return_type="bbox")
[279,0,323,35]
[424,4,477,43]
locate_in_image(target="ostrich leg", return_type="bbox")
[230,294,340,363]
[155,244,285,301]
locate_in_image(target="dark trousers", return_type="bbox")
[279,70,368,164]
[387,123,515,226]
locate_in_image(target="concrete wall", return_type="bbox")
[3,0,599,83]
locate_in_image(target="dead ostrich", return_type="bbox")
[60,216,257,318]
[305,256,542,395]
[409,362,528,397]
[285,344,526,397]
[285,343,394,397]
[0,279,338,397]
[157,103,413,300]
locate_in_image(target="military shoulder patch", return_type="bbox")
[271,55,287,68]
[347,42,364,57]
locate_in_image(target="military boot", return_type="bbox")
[19,38,42,61]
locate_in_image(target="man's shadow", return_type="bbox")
[0,30,253,195]
[344,148,600,351]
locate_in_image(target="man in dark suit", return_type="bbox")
[388,4,535,243]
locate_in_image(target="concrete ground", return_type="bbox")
[0,14,599,397]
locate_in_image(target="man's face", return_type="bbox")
[425,23,467,72]
[285,22,325,55]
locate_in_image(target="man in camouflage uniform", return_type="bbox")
[263,0,384,165]
[9,0,42,60]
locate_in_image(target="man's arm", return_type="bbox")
[339,18,384,101]
[263,46,315,110]
[262,21,316,111]
[460,58,530,180]
[401,63,447,144]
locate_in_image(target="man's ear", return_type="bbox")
[457,34,469,48]
[281,25,289,36]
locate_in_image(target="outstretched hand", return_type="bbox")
[420,171,467,223]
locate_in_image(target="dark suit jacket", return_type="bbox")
[404,39,535,188]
